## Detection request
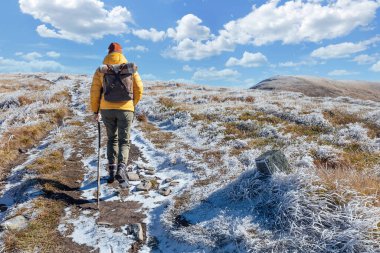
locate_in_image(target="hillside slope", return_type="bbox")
[0,74,379,253]
[251,75,380,102]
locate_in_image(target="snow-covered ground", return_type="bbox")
[0,74,379,253]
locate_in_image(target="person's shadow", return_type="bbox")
[0,173,117,219]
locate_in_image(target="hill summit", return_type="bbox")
[251,75,380,102]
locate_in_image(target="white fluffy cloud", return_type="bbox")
[328,69,357,76]
[16,52,43,61]
[278,60,318,67]
[46,51,60,58]
[192,67,239,81]
[164,0,380,60]
[225,52,267,67]
[370,61,380,72]
[132,28,166,42]
[182,65,193,72]
[223,0,379,46]
[125,45,149,52]
[19,0,133,44]
[352,54,377,65]
[311,42,367,59]
[167,14,211,42]
[311,36,380,59]
[0,56,64,72]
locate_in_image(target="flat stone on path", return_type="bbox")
[127,172,140,181]
[169,181,180,187]
[129,223,144,241]
[145,170,155,175]
[159,187,171,196]
[1,215,28,231]
[136,180,152,191]
[164,178,173,183]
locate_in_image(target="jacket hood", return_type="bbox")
[102,52,128,65]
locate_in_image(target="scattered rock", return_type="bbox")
[136,180,152,191]
[255,150,291,176]
[127,172,140,181]
[0,204,7,212]
[159,187,171,196]
[136,164,147,170]
[145,167,156,172]
[1,215,28,231]
[97,221,113,226]
[164,178,173,183]
[18,148,28,154]
[169,181,180,187]
[145,170,156,175]
[128,223,144,241]
[139,176,155,181]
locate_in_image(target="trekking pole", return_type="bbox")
[97,120,101,209]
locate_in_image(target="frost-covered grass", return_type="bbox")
[135,81,380,252]
[1,75,379,252]
[0,74,72,180]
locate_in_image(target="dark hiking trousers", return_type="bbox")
[100,109,134,165]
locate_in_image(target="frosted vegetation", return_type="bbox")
[136,81,380,252]
[0,75,379,252]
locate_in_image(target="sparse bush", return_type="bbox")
[18,95,34,106]
[159,97,176,108]
[136,113,148,122]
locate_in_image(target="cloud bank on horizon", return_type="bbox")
[0,0,379,86]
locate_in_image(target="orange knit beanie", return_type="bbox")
[108,42,122,54]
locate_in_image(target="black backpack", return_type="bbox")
[98,63,137,102]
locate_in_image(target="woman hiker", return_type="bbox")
[90,42,143,188]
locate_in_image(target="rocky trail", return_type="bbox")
[0,75,191,253]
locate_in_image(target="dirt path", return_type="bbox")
[0,76,151,252]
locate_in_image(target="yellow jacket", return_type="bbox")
[90,52,143,113]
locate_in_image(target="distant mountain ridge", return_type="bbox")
[251,75,380,102]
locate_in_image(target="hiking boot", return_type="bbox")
[115,163,127,183]
[107,164,117,184]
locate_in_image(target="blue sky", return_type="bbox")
[0,0,379,87]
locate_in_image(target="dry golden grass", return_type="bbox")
[173,190,191,210]
[312,143,380,172]
[4,198,65,253]
[202,150,223,164]
[210,96,255,103]
[238,111,283,125]
[193,175,219,187]
[282,123,329,137]
[38,106,70,125]
[18,95,34,106]
[223,122,258,141]
[136,113,148,122]
[158,97,176,108]
[138,119,174,149]
[50,89,71,103]
[323,109,380,138]
[0,79,49,93]
[191,113,219,122]
[316,167,380,206]
[27,149,65,175]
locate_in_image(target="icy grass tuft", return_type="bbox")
[169,169,380,252]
